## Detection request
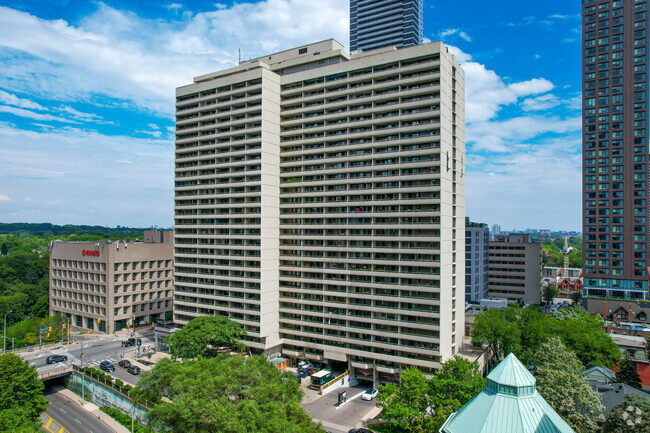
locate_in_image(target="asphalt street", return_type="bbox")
[41,385,114,433]
[23,331,155,385]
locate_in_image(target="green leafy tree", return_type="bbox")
[377,366,434,432]
[428,356,486,430]
[165,315,246,359]
[533,337,603,433]
[0,354,47,432]
[603,393,650,433]
[570,290,583,305]
[615,353,641,389]
[0,244,7,256]
[133,356,323,433]
[543,284,558,305]
[471,308,521,362]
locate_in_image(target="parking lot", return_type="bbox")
[300,380,380,433]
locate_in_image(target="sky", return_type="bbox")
[0,0,582,231]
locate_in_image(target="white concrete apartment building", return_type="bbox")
[174,39,465,380]
[49,231,174,333]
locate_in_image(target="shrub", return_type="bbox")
[99,407,153,433]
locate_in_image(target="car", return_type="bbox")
[118,360,131,368]
[123,337,142,347]
[348,429,373,433]
[127,365,141,375]
[99,361,115,372]
[46,354,68,364]
[361,388,379,401]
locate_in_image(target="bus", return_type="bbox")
[310,369,334,390]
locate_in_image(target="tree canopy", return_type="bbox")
[377,356,485,432]
[0,354,47,432]
[471,304,619,367]
[603,393,650,433]
[615,354,642,389]
[534,337,603,433]
[165,315,246,359]
[132,355,323,433]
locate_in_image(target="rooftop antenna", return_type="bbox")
[238,48,241,63]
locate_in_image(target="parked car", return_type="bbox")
[118,360,131,368]
[127,365,141,375]
[361,388,379,401]
[348,429,373,433]
[99,361,115,372]
[46,354,67,364]
[298,361,320,375]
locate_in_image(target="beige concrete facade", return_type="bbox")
[488,234,542,305]
[174,39,465,379]
[49,231,174,333]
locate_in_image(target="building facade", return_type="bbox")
[49,230,174,333]
[465,219,489,303]
[174,39,465,379]
[582,0,650,300]
[488,234,542,305]
[491,224,501,240]
[350,0,423,53]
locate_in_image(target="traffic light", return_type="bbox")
[46,333,50,338]
[97,318,101,323]
[48,327,52,332]
[62,324,66,329]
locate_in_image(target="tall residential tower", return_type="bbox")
[582,0,649,300]
[350,0,424,52]
[174,40,465,381]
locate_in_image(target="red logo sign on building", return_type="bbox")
[82,249,100,257]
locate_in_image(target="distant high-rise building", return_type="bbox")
[488,234,542,305]
[582,0,649,301]
[491,224,501,240]
[174,39,466,379]
[465,218,489,303]
[350,0,424,52]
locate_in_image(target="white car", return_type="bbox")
[361,388,379,401]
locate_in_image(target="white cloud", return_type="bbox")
[165,3,183,11]
[0,105,80,123]
[0,194,9,201]
[136,129,163,138]
[439,28,472,42]
[148,123,160,129]
[0,123,173,226]
[521,93,561,111]
[0,90,44,110]
[0,1,349,116]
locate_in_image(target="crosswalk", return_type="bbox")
[87,356,119,368]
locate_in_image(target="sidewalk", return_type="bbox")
[53,386,130,433]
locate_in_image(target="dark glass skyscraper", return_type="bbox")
[350,0,424,52]
[582,0,649,300]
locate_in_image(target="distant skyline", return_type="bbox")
[0,0,582,230]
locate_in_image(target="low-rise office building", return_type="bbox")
[49,230,174,333]
[488,234,542,305]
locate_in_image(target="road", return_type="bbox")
[23,331,155,385]
[41,386,115,433]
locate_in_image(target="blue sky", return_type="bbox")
[0,0,582,230]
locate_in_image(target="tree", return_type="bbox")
[543,284,558,305]
[376,366,434,432]
[428,356,486,430]
[570,290,583,305]
[165,315,246,360]
[0,354,47,432]
[132,356,323,433]
[0,244,7,256]
[603,393,650,433]
[616,353,642,389]
[533,337,603,433]
[471,308,521,362]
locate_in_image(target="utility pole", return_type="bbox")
[3,312,6,354]
[132,400,135,433]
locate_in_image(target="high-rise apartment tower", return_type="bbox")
[350,0,424,52]
[174,40,465,381]
[465,218,489,303]
[582,0,649,300]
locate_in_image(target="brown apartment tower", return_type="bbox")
[583,0,649,300]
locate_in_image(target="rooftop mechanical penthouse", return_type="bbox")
[174,39,465,380]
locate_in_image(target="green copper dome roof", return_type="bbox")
[439,353,575,433]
